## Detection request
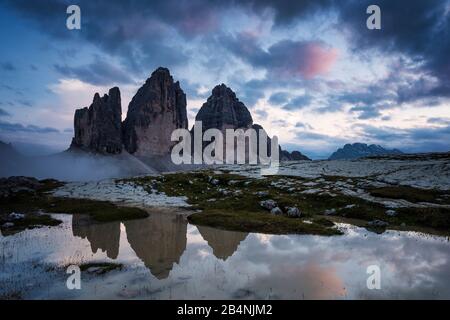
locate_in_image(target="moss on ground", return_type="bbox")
[369,186,449,204]
[188,210,342,236]
[0,178,148,235]
[127,170,450,235]
[130,171,342,236]
[42,197,148,222]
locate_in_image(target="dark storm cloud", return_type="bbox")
[54,58,135,85]
[0,108,10,117]
[428,117,450,125]
[240,0,336,26]
[268,92,290,105]
[338,0,450,97]
[235,79,268,107]
[255,109,268,119]
[354,123,450,152]
[243,0,450,95]
[282,95,312,111]
[4,0,194,78]
[16,100,33,107]
[1,62,16,71]
[221,32,338,79]
[0,121,60,134]
[349,105,382,120]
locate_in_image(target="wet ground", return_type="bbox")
[1,210,449,299]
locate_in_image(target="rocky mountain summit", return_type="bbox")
[329,143,403,160]
[69,67,308,162]
[70,87,122,154]
[196,84,253,131]
[195,84,310,161]
[123,67,188,156]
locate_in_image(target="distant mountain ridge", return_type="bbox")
[328,143,403,160]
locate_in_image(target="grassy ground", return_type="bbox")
[128,171,344,236]
[127,170,450,235]
[369,186,450,204]
[0,179,149,236]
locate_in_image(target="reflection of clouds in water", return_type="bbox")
[234,228,450,299]
[1,213,450,299]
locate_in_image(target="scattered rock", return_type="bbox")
[286,207,301,217]
[0,176,43,198]
[324,209,336,215]
[270,207,283,215]
[2,222,14,228]
[256,191,269,197]
[386,209,398,217]
[367,220,389,227]
[210,179,220,186]
[9,212,25,220]
[260,199,277,210]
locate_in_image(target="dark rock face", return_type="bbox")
[281,150,311,161]
[329,143,403,160]
[122,67,188,156]
[195,84,253,130]
[0,176,42,198]
[194,87,309,162]
[71,87,122,154]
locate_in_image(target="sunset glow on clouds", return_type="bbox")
[0,0,449,158]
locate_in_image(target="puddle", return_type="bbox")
[1,211,449,299]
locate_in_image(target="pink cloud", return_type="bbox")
[268,41,339,79]
[298,43,339,78]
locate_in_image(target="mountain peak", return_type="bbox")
[196,84,252,130]
[329,143,403,160]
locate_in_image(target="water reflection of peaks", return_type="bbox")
[71,211,248,280]
[72,215,120,259]
[124,213,187,280]
[197,226,248,260]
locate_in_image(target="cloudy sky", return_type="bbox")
[0,0,449,158]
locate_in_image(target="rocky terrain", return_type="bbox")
[70,87,123,154]
[47,152,450,236]
[122,67,188,156]
[329,143,403,160]
[195,84,309,161]
[68,67,308,166]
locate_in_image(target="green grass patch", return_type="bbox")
[0,178,149,235]
[369,186,448,204]
[188,210,342,236]
[43,197,149,222]
[124,170,450,235]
